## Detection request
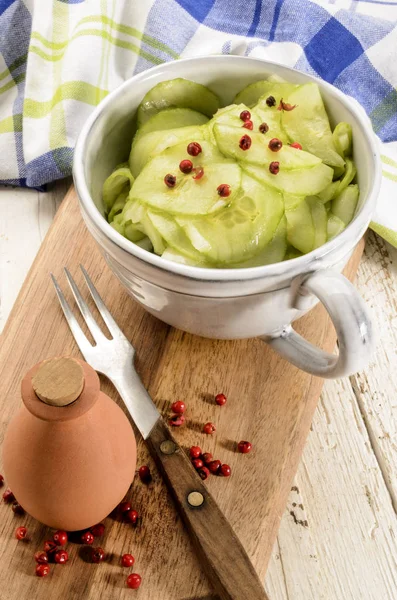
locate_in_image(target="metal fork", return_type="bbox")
[51,266,270,600]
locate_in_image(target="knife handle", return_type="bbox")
[146,417,270,600]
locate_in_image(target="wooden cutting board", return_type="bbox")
[0,186,364,600]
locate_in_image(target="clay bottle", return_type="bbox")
[2,357,137,530]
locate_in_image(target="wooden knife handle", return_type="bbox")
[146,417,270,600]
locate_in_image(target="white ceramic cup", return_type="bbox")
[74,56,381,379]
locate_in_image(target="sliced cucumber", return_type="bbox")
[147,211,207,262]
[316,180,341,203]
[129,125,206,177]
[285,246,303,260]
[231,215,287,267]
[137,78,220,126]
[307,197,327,249]
[131,141,242,216]
[331,184,359,225]
[161,247,211,267]
[335,158,356,197]
[285,195,314,254]
[333,122,352,158]
[176,173,284,264]
[234,81,274,108]
[243,161,333,196]
[280,83,345,168]
[327,214,346,240]
[108,190,128,222]
[213,124,321,169]
[124,221,146,243]
[135,108,208,140]
[206,104,261,144]
[141,213,167,255]
[103,163,134,211]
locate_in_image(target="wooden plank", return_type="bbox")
[0,185,364,599]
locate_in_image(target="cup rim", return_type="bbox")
[74,55,381,283]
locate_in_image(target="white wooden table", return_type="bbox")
[1,182,396,599]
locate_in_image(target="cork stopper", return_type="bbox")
[32,357,85,407]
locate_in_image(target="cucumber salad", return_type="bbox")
[103,77,358,268]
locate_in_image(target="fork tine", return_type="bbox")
[64,268,107,344]
[79,265,127,340]
[50,274,92,355]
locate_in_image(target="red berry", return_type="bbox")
[3,488,15,503]
[269,161,280,175]
[268,138,283,152]
[217,184,231,198]
[0,474,4,487]
[125,509,139,525]
[192,166,204,180]
[187,142,202,156]
[127,573,142,589]
[43,540,57,554]
[90,523,105,537]
[239,110,251,122]
[121,553,135,568]
[242,120,253,130]
[169,414,185,427]
[81,531,94,545]
[15,526,27,541]
[197,466,210,481]
[119,501,132,515]
[138,465,152,483]
[53,530,68,546]
[208,460,222,475]
[239,134,251,151]
[203,422,216,435]
[238,440,253,454]
[36,564,50,577]
[12,501,25,515]
[171,400,186,414]
[192,458,204,470]
[259,122,269,134]
[179,159,193,174]
[164,173,176,188]
[220,464,231,477]
[266,95,276,107]
[290,142,302,150]
[189,446,202,459]
[54,549,69,565]
[201,452,213,465]
[215,393,227,406]
[35,551,49,565]
[91,547,105,564]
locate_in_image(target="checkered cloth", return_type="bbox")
[1,0,397,245]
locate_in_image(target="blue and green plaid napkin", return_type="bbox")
[1,0,397,244]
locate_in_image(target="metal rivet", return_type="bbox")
[160,440,177,455]
[187,491,205,508]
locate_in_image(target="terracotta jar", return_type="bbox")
[2,357,137,530]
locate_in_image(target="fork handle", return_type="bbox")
[146,417,270,600]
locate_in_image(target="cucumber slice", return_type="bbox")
[137,78,220,126]
[175,173,284,264]
[285,195,314,254]
[234,81,274,108]
[206,104,261,144]
[331,184,359,225]
[231,215,287,267]
[131,141,242,216]
[307,197,327,249]
[108,190,128,222]
[281,84,345,168]
[124,221,146,243]
[110,220,125,235]
[333,122,352,158]
[141,213,167,255]
[285,246,303,260]
[243,162,333,196]
[129,125,206,177]
[161,247,211,267]
[147,211,208,262]
[103,163,134,211]
[316,180,341,203]
[213,124,321,169]
[136,108,208,140]
[335,158,356,196]
[327,214,346,240]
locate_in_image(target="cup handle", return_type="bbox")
[261,270,373,379]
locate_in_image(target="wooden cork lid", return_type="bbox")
[32,357,85,407]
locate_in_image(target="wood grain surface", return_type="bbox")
[0,186,364,600]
